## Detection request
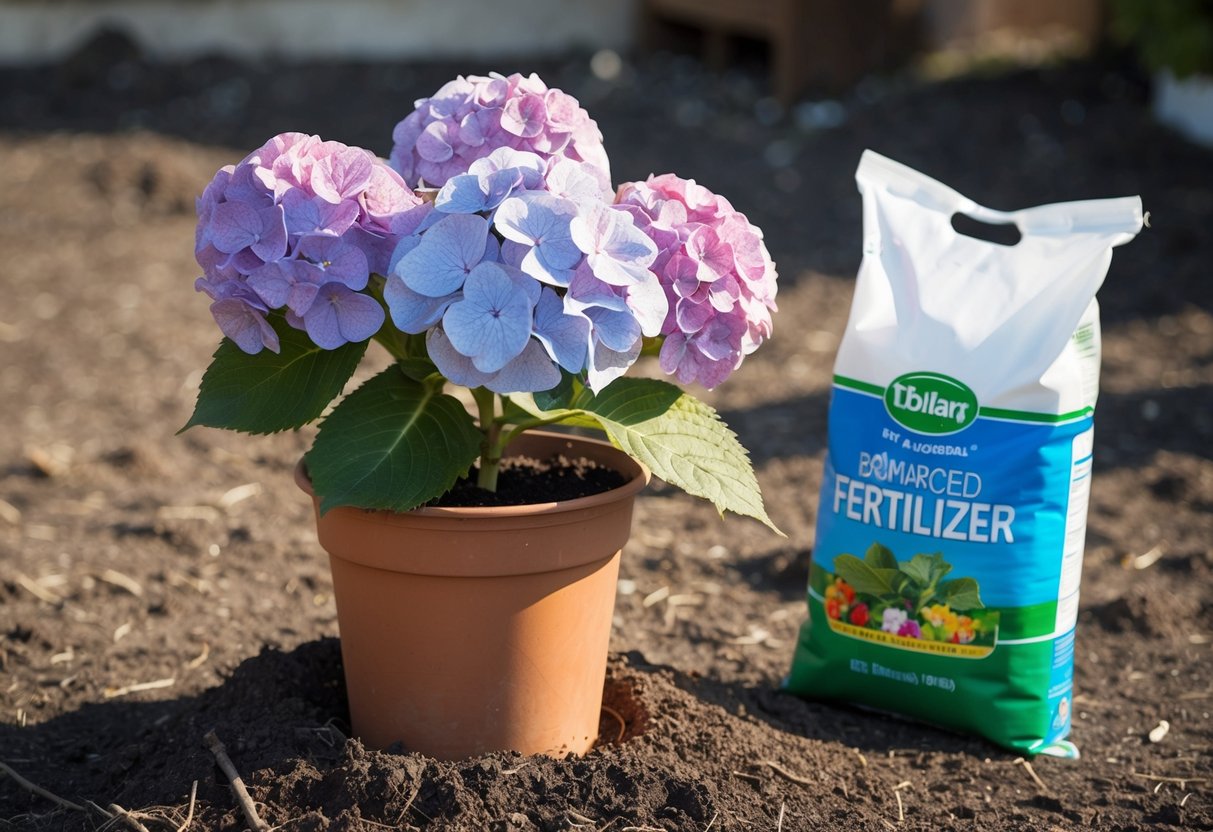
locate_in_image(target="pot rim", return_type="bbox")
[294,429,650,520]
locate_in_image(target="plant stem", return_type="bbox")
[472,387,501,491]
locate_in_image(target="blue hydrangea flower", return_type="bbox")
[533,287,589,373]
[442,262,535,373]
[395,213,492,297]
[494,193,582,286]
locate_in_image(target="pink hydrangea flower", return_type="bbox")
[390,73,611,189]
[616,174,777,389]
[194,133,431,353]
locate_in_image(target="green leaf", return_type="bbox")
[531,370,579,412]
[507,391,603,430]
[508,374,602,430]
[396,357,440,383]
[865,542,898,570]
[833,554,903,598]
[182,316,366,435]
[901,553,950,588]
[306,366,483,514]
[576,378,780,533]
[939,577,984,611]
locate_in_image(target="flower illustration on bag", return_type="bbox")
[849,602,870,627]
[881,607,908,634]
[822,543,998,648]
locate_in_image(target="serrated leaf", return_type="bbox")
[182,316,366,435]
[573,378,778,533]
[507,391,603,430]
[833,554,902,597]
[865,542,898,570]
[939,577,984,611]
[306,366,482,514]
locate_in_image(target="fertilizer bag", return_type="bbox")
[786,151,1143,756]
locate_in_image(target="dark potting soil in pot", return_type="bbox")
[430,454,628,508]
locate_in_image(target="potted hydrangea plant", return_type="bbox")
[184,72,779,760]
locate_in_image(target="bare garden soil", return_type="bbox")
[1,43,1211,831]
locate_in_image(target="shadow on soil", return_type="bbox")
[1,637,1018,823]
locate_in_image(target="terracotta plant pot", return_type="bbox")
[295,430,649,760]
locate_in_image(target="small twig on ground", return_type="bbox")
[894,789,905,823]
[731,770,764,785]
[203,730,270,832]
[641,586,669,608]
[567,808,596,826]
[99,569,144,597]
[84,800,114,820]
[393,782,421,826]
[776,802,785,832]
[852,748,868,768]
[1012,758,1049,793]
[185,643,210,670]
[703,810,719,831]
[217,482,261,510]
[104,678,175,699]
[176,780,197,832]
[601,705,627,744]
[760,759,813,786]
[1133,771,1208,786]
[15,573,62,605]
[0,759,85,812]
[108,803,151,832]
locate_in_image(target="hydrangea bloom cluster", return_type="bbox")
[389,72,611,190]
[616,174,778,389]
[194,78,778,398]
[384,147,665,393]
[194,132,430,354]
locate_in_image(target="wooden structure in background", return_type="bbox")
[641,0,918,104]
[640,0,1106,105]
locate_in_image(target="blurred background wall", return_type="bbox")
[1,0,1105,71]
[0,0,640,63]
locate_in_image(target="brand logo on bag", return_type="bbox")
[884,372,978,435]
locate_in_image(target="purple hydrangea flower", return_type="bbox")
[195,275,280,354]
[616,173,778,389]
[390,73,610,189]
[193,132,430,353]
